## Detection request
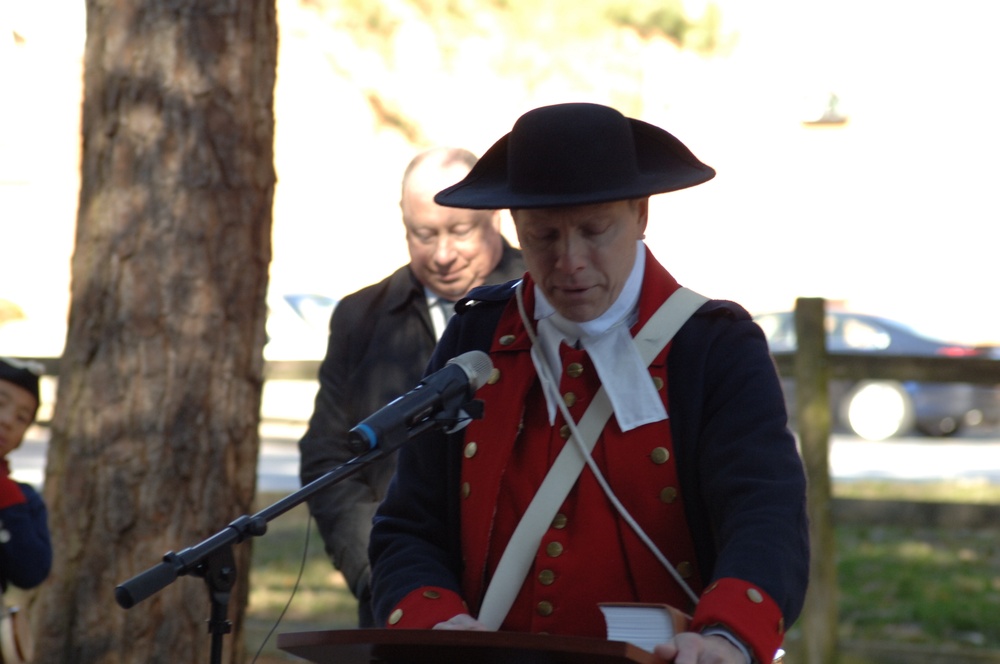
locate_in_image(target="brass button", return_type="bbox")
[551,513,567,529]
[388,608,403,625]
[566,362,584,378]
[651,447,670,464]
[537,601,554,617]
[464,442,478,459]
[652,376,664,391]
[487,368,501,385]
[538,569,555,586]
[747,588,764,604]
[461,482,471,499]
[778,617,785,633]
[559,425,571,439]
[677,561,693,579]
[563,392,577,408]
[659,486,677,504]
[422,590,441,599]
[546,541,563,557]
[499,334,516,346]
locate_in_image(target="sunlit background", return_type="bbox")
[2,0,998,359]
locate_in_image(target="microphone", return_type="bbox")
[347,350,494,455]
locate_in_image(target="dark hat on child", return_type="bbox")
[0,357,41,404]
[434,102,716,210]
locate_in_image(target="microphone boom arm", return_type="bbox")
[114,349,494,664]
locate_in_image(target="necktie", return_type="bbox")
[439,298,455,321]
[431,298,456,340]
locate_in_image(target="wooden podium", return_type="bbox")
[277,629,659,664]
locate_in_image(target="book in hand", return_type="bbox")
[598,602,692,654]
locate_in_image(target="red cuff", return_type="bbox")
[691,577,785,664]
[384,586,469,629]
[0,475,27,510]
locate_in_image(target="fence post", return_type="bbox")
[795,297,839,664]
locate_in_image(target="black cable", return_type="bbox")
[250,511,313,663]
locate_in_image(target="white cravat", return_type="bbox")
[531,242,668,432]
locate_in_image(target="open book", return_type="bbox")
[598,602,691,654]
[600,603,787,663]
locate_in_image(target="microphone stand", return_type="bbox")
[115,399,482,664]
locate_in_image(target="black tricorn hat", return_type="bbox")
[434,102,715,210]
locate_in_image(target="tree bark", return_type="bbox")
[30,1,277,662]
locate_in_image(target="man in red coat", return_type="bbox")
[369,103,809,664]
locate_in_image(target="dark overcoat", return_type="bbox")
[299,240,524,625]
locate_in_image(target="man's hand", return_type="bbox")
[653,632,747,664]
[432,613,492,631]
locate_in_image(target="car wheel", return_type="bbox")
[915,416,962,438]
[841,381,915,441]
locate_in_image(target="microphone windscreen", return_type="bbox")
[445,350,494,392]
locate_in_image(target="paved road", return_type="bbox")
[10,421,310,494]
[830,433,1000,484]
[11,422,1000,495]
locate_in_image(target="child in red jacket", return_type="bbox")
[0,358,51,590]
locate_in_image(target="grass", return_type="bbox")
[244,497,358,663]
[835,525,1000,649]
[834,478,1000,504]
[246,482,1000,661]
[829,479,1000,652]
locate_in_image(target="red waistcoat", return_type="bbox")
[458,251,704,637]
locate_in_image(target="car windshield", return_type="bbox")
[828,316,891,352]
[755,313,796,352]
[756,312,896,353]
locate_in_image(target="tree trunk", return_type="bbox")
[30,1,277,662]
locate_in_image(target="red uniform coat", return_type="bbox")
[370,249,809,664]
[457,256,705,636]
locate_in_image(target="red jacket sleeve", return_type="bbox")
[383,586,470,629]
[692,577,786,664]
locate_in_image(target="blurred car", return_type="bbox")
[754,310,1000,441]
[976,344,1000,360]
[263,293,338,361]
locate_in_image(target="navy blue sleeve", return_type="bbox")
[368,294,510,625]
[670,302,810,625]
[0,483,52,590]
[367,381,465,623]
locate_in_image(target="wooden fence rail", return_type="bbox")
[772,352,1000,385]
